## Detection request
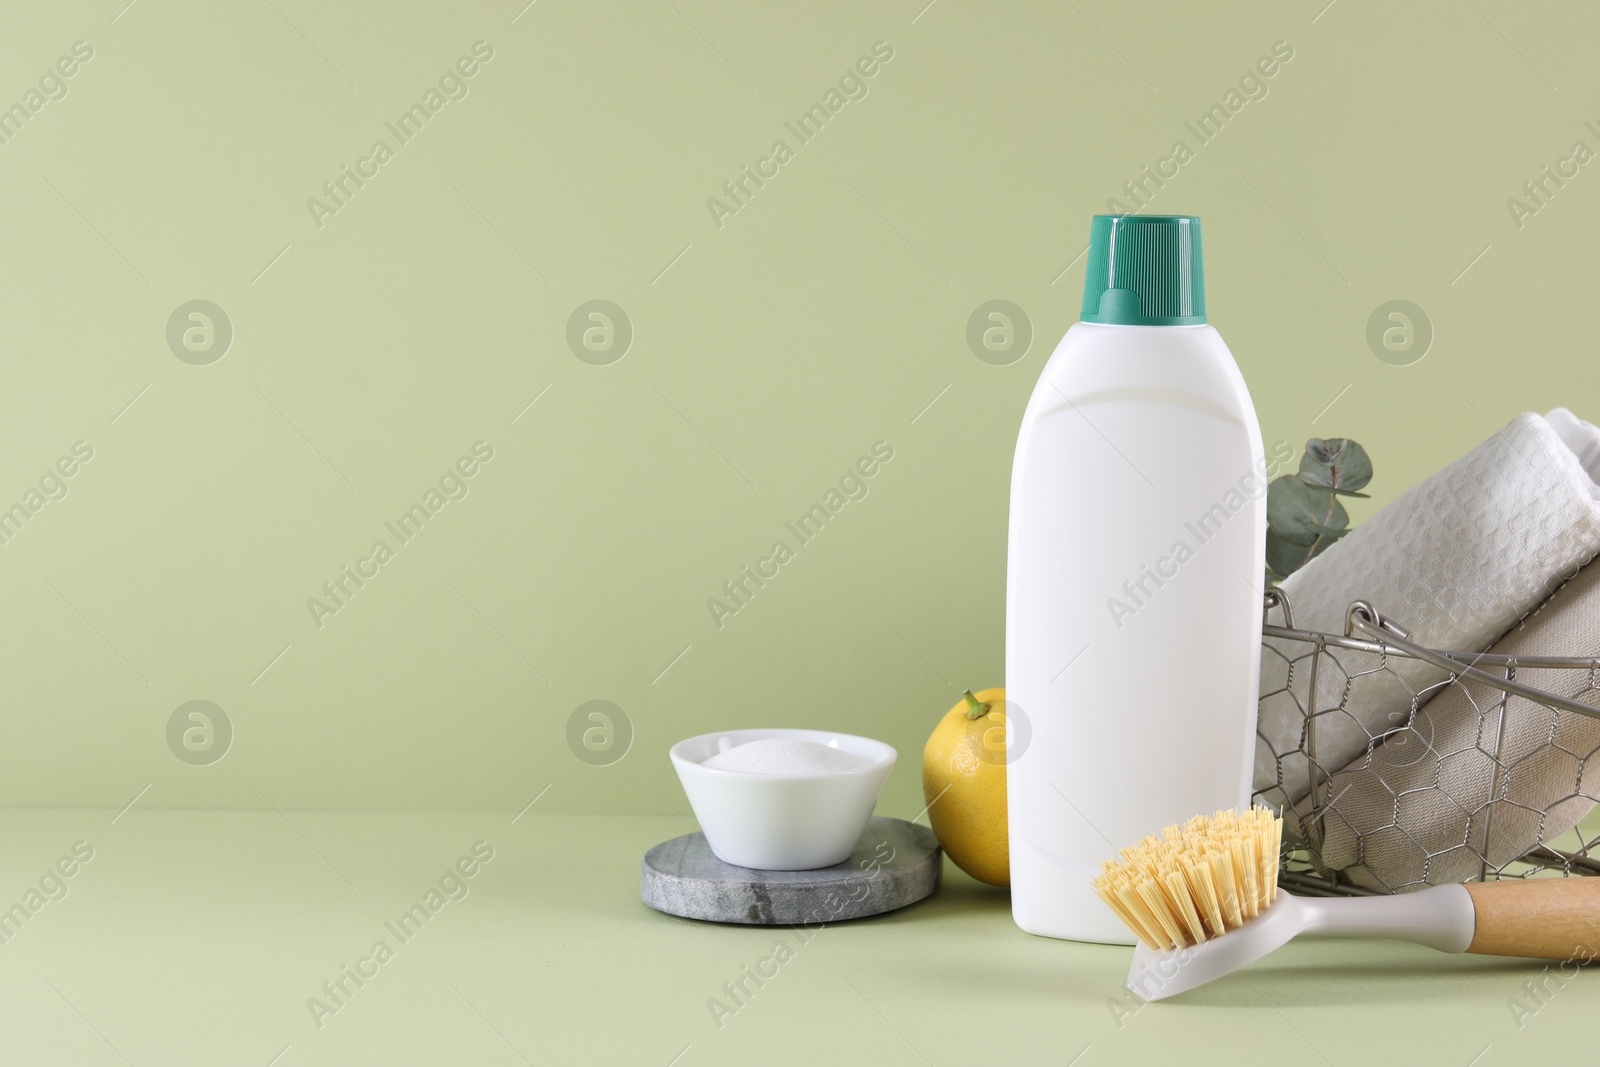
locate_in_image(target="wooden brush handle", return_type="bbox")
[1464,879,1600,959]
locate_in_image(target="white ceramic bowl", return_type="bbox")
[670,728,897,871]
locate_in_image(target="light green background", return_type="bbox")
[10,0,1600,817]
[4,2,1600,1064]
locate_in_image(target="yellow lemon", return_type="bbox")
[922,687,1008,886]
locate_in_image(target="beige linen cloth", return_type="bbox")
[1257,410,1600,809]
[1301,560,1600,891]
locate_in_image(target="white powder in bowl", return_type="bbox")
[701,738,872,775]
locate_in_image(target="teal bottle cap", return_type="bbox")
[1080,214,1206,325]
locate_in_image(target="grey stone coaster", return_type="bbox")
[641,817,941,925]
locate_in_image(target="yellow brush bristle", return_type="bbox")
[1091,808,1282,951]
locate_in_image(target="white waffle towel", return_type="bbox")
[1257,409,1600,805]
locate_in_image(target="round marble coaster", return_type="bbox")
[641,816,941,925]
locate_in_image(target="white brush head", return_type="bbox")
[1125,893,1308,1001]
[1120,882,1476,1000]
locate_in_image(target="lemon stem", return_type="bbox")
[962,689,991,720]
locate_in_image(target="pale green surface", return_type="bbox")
[3,1,1600,815]
[6,4,1599,1059]
[6,2,1600,1058]
[0,809,1577,1066]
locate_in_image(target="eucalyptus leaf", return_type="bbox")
[1266,475,1349,545]
[1265,434,1373,581]
[1267,526,1334,579]
[1303,521,1353,540]
[1299,438,1373,496]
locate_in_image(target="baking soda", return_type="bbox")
[701,738,871,775]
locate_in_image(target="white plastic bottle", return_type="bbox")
[1006,215,1267,944]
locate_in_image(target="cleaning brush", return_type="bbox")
[1093,807,1281,952]
[1095,808,1600,1001]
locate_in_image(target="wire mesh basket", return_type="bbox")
[1253,586,1600,897]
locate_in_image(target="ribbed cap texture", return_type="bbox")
[1081,215,1206,325]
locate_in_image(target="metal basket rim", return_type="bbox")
[1261,588,1600,721]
